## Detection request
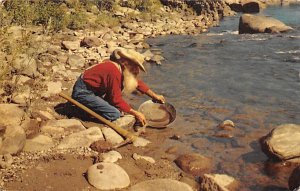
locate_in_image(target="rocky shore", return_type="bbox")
[0,0,299,190]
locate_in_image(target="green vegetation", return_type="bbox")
[0,0,164,31]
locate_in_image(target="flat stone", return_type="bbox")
[133,153,155,164]
[23,134,54,152]
[41,119,86,137]
[261,124,300,160]
[101,127,124,145]
[57,127,103,149]
[175,153,213,176]
[87,162,130,190]
[129,179,193,191]
[200,174,239,191]
[100,150,122,163]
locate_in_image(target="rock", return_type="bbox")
[289,166,300,191]
[0,104,25,127]
[129,179,193,191]
[23,134,54,152]
[42,81,62,98]
[87,162,130,190]
[133,153,156,164]
[67,54,85,69]
[12,87,31,104]
[239,14,293,34]
[41,119,86,137]
[61,40,80,51]
[100,150,122,163]
[112,115,136,129]
[101,127,124,145]
[200,174,239,191]
[80,36,102,48]
[13,54,38,78]
[261,124,300,161]
[241,0,260,13]
[57,126,104,149]
[218,120,235,131]
[175,153,213,176]
[0,125,26,155]
[0,154,13,169]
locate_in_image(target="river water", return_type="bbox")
[138,5,300,191]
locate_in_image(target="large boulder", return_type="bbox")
[239,14,293,34]
[261,124,300,161]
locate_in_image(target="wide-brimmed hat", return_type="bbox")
[113,48,146,72]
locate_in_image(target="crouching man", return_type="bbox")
[71,48,165,126]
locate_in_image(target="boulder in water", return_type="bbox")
[239,14,293,34]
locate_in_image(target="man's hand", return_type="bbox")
[152,94,165,104]
[129,109,147,126]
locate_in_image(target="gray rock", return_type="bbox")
[87,162,130,190]
[129,179,193,191]
[239,14,293,34]
[261,124,300,160]
[23,134,54,152]
[101,127,124,145]
[0,125,26,155]
[112,115,136,129]
[67,54,85,69]
[13,54,38,78]
[200,174,239,191]
[57,126,103,149]
[0,104,25,127]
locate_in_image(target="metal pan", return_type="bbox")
[138,100,176,128]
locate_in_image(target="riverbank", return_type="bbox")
[0,0,298,191]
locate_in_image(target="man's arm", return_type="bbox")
[145,89,165,104]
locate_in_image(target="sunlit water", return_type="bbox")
[136,5,300,191]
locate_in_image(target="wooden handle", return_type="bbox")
[58,92,137,141]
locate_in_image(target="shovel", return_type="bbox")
[58,92,150,147]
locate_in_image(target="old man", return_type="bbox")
[72,48,165,126]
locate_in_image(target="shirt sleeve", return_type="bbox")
[106,70,132,113]
[137,80,150,93]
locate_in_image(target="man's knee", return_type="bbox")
[104,109,121,121]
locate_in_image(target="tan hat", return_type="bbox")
[113,48,146,72]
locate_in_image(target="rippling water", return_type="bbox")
[139,5,300,191]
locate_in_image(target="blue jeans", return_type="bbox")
[71,76,121,121]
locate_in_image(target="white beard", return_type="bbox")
[122,68,138,95]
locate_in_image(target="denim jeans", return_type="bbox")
[71,76,121,121]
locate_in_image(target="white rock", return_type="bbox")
[41,119,86,137]
[23,134,54,152]
[101,150,122,163]
[101,127,124,145]
[0,104,25,127]
[129,179,193,191]
[87,162,130,190]
[57,126,103,149]
[42,81,62,97]
[133,153,155,164]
